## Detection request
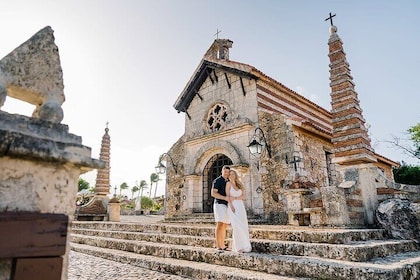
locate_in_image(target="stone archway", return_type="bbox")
[202,154,232,213]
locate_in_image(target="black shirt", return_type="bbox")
[213,175,228,205]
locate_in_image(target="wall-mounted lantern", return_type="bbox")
[247,127,272,158]
[155,153,178,174]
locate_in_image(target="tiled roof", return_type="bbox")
[174,57,330,117]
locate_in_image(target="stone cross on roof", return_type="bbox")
[214,29,222,39]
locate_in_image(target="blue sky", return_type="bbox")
[1,1,419,196]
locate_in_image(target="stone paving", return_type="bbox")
[68,215,191,280]
[68,250,189,280]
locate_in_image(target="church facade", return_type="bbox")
[163,25,398,226]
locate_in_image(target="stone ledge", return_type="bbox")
[0,111,80,144]
[0,129,104,170]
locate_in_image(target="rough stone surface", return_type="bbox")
[0,26,64,123]
[320,186,349,226]
[69,251,189,280]
[70,215,420,280]
[70,216,308,280]
[0,111,104,169]
[376,198,420,241]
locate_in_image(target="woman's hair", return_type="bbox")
[230,169,244,190]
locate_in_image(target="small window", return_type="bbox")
[206,103,228,132]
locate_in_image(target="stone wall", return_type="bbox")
[257,111,334,224]
[165,137,187,218]
[184,68,257,140]
[376,172,420,203]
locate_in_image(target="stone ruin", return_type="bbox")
[0,26,103,279]
[0,26,65,123]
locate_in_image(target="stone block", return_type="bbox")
[286,193,303,211]
[321,186,350,226]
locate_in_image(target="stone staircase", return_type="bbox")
[70,216,420,279]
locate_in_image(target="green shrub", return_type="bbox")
[393,162,420,185]
[141,196,154,210]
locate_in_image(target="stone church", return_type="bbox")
[162,23,399,226]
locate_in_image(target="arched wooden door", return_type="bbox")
[202,154,232,213]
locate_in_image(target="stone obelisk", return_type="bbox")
[325,17,379,226]
[76,123,111,220]
[94,123,111,196]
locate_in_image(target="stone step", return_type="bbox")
[71,229,417,262]
[71,221,386,243]
[163,213,269,225]
[70,242,309,280]
[163,213,214,220]
[72,228,217,248]
[252,239,418,262]
[70,235,420,279]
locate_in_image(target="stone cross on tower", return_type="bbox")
[325,12,336,26]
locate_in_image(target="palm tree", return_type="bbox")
[139,180,148,198]
[131,185,139,199]
[149,173,159,198]
[153,174,162,198]
[135,180,148,212]
[119,182,129,197]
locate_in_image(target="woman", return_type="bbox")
[226,169,252,253]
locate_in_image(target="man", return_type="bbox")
[211,165,231,250]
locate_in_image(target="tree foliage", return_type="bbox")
[131,185,139,199]
[386,123,420,160]
[393,161,420,185]
[78,178,90,192]
[141,196,154,210]
[138,180,148,197]
[119,182,129,196]
[408,123,420,157]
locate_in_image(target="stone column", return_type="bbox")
[108,197,121,222]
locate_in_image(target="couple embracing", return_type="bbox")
[211,165,251,253]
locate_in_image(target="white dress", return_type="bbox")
[227,186,252,253]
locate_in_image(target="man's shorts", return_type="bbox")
[214,202,230,224]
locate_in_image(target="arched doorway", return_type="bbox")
[202,154,233,213]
